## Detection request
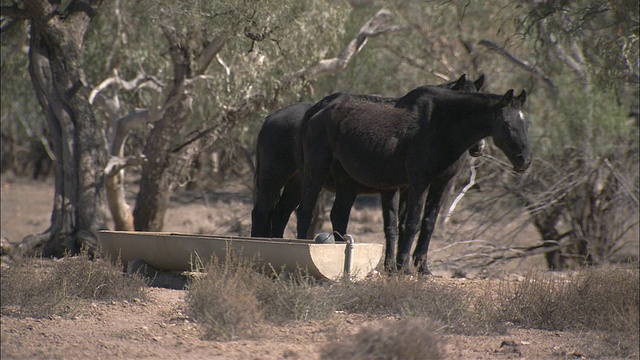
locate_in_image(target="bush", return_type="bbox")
[185,253,336,340]
[499,267,639,331]
[498,267,639,357]
[1,252,147,318]
[321,318,444,360]
[185,253,264,340]
[257,268,336,322]
[332,274,505,335]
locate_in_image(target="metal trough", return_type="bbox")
[98,231,383,281]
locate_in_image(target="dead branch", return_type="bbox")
[104,155,146,231]
[432,238,576,271]
[604,158,639,207]
[89,69,164,105]
[104,155,146,177]
[443,157,478,226]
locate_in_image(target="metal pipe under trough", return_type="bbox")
[98,231,383,281]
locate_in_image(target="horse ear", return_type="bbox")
[498,89,515,107]
[473,74,485,91]
[516,89,527,106]
[451,74,467,91]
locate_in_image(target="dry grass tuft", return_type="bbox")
[498,267,639,358]
[185,253,264,340]
[333,274,505,335]
[185,253,336,340]
[499,267,639,331]
[1,252,147,318]
[321,318,444,360]
[257,268,336,322]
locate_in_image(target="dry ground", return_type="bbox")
[1,176,638,359]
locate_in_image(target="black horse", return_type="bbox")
[297,85,530,273]
[252,75,485,270]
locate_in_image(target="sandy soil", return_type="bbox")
[1,176,637,359]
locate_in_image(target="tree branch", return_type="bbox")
[478,39,558,101]
[89,69,164,104]
[443,157,478,226]
[196,33,228,75]
[284,8,402,83]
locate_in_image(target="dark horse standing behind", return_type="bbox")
[297,86,531,273]
[252,75,485,268]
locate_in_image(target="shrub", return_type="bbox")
[185,252,336,340]
[321,318,444,360]
[256,268,336,322]
[332,274,505,335]
[498,267,639,357]
[184,253,264,340]
[1,252,147,318]
[499,267,639,332]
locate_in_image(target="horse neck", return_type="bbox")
[431,96,497,153]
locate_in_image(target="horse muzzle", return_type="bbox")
[513,154,531,173]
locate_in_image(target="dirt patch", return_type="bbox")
[1,177,637,359]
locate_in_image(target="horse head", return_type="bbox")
[492,89,531,173]
[449,74,485,93]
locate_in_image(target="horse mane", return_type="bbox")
[395,86,504,111]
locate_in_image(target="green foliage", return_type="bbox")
[532,75,632,158]
[0,20,45,156]
[521,0,639,92]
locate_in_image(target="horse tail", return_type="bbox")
[252,153,259,205]
[302,92,344,122]
[253,131,264,206]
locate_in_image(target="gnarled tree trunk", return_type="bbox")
[14,0,107,256]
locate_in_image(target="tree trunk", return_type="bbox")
[132,27,193,231]
[24,0,107,256]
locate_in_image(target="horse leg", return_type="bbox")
[412,174,455,274]
[251,170,292,238]
[297,153,332,239]
[270,174,302,238]
[397,188,408,244]
[328,163,360,236]
[329,188,357,236]
[297,177,327,239]
[380,190,399,271]
[396,182,429,273]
